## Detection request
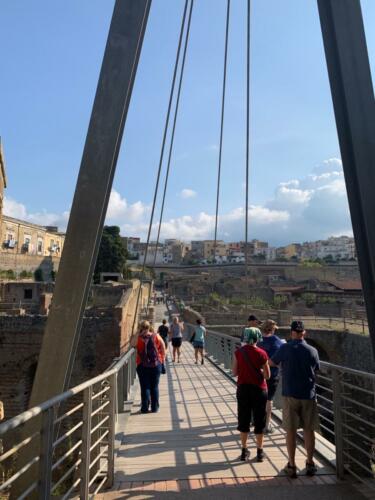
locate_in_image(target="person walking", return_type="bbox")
[232,328,270,463]
[134,320,166,413]
[169,316,184,363]
[270,320,320,478]
[191,318,206,365]
[157,319,169,350]
[258,319,285,434]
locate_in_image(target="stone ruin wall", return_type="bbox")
[0,280,150,421]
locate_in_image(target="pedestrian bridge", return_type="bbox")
[0,308,374,499]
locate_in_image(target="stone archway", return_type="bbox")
[305,338,330,362]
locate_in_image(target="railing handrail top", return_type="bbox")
[203,325,375,381]
[0,348,135,435]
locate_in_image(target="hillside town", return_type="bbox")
[123,234,357,266]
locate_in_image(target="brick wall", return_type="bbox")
[0,281,149,420]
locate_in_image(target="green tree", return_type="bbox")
[94,226,128,283]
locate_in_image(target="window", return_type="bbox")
[37,239,43,254]
[24,289,33,300]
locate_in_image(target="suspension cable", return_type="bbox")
[152,0,194,267]
[213,0,230,264]
[244,0,250,303]
[131,0,190,333]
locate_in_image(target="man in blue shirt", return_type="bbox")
[270,321,320,479]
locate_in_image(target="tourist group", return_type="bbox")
[132,311,320,479]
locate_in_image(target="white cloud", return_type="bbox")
[106,189,150,223]
[4,196,69,228]
[3,189,149,232]
[180,188,197,199]
[3,159,353,245]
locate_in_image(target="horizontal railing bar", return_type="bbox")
[61,477,81,500]
[317,393,334,405]
[92,474,108,495]
[51,457,82,492]
[318,413,334,425]
[90,416,109,435]
[90,430,110,453]
[341,422,374,445]
[51,439,83,471]
[316,373,332,383]
[319,423,335,436]
[340,394,375,413]
[92,385,111,401]
[340,380,375,396]
[0,348,135,435]
[53,420,83,448]
[317,403,334,415]
[54,402,84,424]
[0,456,39,492]
[0,432,39,463]
[316,384,333,393]
[342,450,374,475]
[342,436,374,460]
[341,409,375,428]
[325,362,375,380]
[91,400,110,418]
[18,480,38,500]
[89,445,109,471]
[88,464,107,487]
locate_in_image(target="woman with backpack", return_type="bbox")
[134,320,166,413]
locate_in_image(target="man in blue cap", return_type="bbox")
[270,320,320,478]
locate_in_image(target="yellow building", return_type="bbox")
[1,216,65,257]
[0,140,65,261]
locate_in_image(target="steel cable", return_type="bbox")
[244,0,251,303]
[152,0,194,267]
[213,0,231,263]
[131,0,190,333]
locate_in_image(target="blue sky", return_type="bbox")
[1,0,374,245]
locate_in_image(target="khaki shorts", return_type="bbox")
[282,397,320,431]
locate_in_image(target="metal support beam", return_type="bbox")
[317,0,375,358]
[12,2,151,497]
[30,0,151,405]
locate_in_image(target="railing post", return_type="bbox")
[107,373,117,488]
[80,386,92,499]
[124,362,130,402]
[332,368,345,479]
[117,366,124,413]
[39,407,54,499]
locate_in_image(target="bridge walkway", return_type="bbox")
[97,305,365,499]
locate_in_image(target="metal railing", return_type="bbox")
[203,327,375,491]
[0,348,137,499]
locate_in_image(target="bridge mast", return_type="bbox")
[14,1,151,495]
[318,0,375,358]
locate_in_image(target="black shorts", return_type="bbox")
[237,384,267,434]
[171,338,182,348]
[266,376,279,401]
